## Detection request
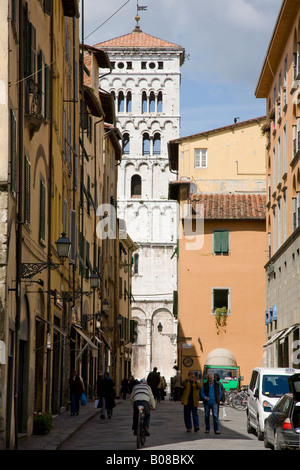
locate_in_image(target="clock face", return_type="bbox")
[183,357,193,367]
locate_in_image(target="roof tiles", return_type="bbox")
[94,30,184,49]
[191,193,266,220]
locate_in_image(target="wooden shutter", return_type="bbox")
[10,109,17,197]
[214,231,221,253]
[222,231,229,253]
[39,179,46,241]
[69,209,77,264]
[24,156,31,225]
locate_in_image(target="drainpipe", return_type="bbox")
[14,0,25,449]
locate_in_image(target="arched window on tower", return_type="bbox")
[153,133,161,155]
[131,174,142,197]
[149,91,155,113]
[118,91,124,113]
[123,132,130,155]
[142,133,150,155]
[126,91,132,113]
[157,91,163,113]
[142,91,147,113]
[133,253,139,274]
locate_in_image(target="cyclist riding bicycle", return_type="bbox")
[130,378,156,436]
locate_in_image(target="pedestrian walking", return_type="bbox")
[214,373,225,417]
[130,378,156,436]
[103,372,116,419]
[173,366,183,401]
[200,373,222,434]
[121,377,129,400]
[97,371,106,419]
[147,367,160,401]
[69,370,85,416]
[128,375,138,394]
[181,372,201,432]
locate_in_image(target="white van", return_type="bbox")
[246,367,300,440]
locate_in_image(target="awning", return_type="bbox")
[99,330,112,351]
[36,315,67,337]
[72,325,98,349]
[263,329,287,348]
[279,324,299,343]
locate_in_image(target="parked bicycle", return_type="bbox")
[136,405,146,449]
[231,386,248,411]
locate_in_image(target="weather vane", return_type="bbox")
[135,1,147,30]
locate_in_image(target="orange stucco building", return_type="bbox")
[168,118,268,385]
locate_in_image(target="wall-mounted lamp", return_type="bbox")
[90,271,100,289]
[21,232,71,279]
[102,298,109,312]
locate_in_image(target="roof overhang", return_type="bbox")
[62,0,79,18]
[82,44,112,70]
[83,86,104,118]
[255,0,299,98]
[100,91,115,125]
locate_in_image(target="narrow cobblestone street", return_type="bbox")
[58,398,265,451]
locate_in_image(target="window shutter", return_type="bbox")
[39,179,46,241]
[222,231,229,253]
[24,156,31,225]
[69,209,77,264]
[10,109,17,197]
[44,64,51,120]
[201,150,207,167]
[44,0,53,15]
[194,149,200,168]
[214,231,221,253]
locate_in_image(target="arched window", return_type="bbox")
[131,175,142,197]
[153,133,161,155]
[142,91,147,113]
[126,91,132,113]
[133,253,139,274]
[118,91,124,112]
[149,91,155,113]
[142,133,150,155]
[123,132,130,155]
[157,91,163,113]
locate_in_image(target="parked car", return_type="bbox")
[263,373,300,450]
[247,367,300,440]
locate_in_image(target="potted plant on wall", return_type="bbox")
[215,306,228,335]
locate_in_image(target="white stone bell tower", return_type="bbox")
[95,15,185,384]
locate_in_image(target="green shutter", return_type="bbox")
[10,109,17,197]
[24,156,31,225]
[44,65,51,120]
[39,180,46,241]
[214,231,221,253]
[222,231,229,253]
[173,291,178,318]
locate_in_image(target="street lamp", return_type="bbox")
[102,298,109,312]
[90,271,100,289]
[21,232,71,279]
[55,232,71,260]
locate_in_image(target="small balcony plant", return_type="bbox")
[215,306,228,335]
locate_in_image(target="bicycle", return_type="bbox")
[136,405,146,449]
[231,387,248,411]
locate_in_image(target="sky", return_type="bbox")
[80,0,283,138]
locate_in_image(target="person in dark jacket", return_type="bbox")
[121,377,129,399]
[103,372,116,419]
[69,370,84,416]
[200,373,222,434]
[147,367,160,400]
[97,371,106,419]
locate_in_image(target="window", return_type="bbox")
[141,62,147,69]
[133,253,139,274]
[212,288,230,313]
[194,149,207,168]
[142,133,150,155]
[213,230,229,255]
[118,91,124,113]
[131,175,142,197]
[158,62,163,69]
[142,91,147,113]
[153,133,161,155]
[126,91,132,113]
[123,133,130,155]
[149,91,155,112]
[157,91,163,112]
